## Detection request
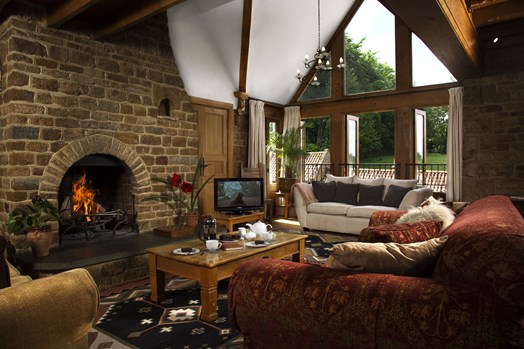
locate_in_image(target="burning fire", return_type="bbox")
[72,173,100,221]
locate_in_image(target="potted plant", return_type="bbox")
[6,196,60,257]
[145,158,213,227]
[267,126,310,192]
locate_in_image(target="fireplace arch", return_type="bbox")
[39,134,152,213]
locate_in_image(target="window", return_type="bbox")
[414,107,448,194]
[345,111,395,177]
[344,0,396,95]
[299,72,332,101]
[412,34,456,87]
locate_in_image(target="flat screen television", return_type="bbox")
[214,178,264,214]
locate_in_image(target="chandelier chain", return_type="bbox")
[317,0,321,51]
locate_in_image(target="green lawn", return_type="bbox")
[361,153,447,165]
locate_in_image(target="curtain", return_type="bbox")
[283,106,301,132]
[446,87,463,201]
[283,106,302,178]
[248,100,266,168]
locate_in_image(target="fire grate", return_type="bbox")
[59,209,138,245]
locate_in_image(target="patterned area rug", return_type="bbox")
[90,278,242,349]
[88,226,357,349]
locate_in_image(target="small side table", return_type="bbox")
[214,211,265,232]
[275,192,292,219]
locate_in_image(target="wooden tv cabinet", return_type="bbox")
[214,211,264,232]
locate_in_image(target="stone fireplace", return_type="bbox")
[0,2,199,252]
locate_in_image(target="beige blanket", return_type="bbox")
[291,183,317,205]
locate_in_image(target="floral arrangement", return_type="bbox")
[6,196,60,235]
[145,158,213,214]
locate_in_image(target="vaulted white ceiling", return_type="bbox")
[167,0,355,107]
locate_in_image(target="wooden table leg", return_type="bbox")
[291,239,305,263]
[199,268,218,322]
[149,254,165,302]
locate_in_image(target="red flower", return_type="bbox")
[170,173,182,187]
[180,182,193,193]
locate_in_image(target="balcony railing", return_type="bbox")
[405,163,447,194]
[301,162,447,195]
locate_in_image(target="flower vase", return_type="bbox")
[174,209,185,226]
[184,213,199,227]
[26,229,53,257]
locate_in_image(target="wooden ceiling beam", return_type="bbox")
[471,0,524,27]
[47,0,101,27]
[238,0,252,94]
[94,0,185,39]
[380,0,481,81]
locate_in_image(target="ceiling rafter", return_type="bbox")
[47,0,101,27]
[94,0,185,39]
[470,0,524,27]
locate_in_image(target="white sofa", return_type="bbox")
[293,176,433,235]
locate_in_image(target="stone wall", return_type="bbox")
[462,66,524,201]
[0,1,199,244]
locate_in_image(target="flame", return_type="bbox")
[72,173,100,221]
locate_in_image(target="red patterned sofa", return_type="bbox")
[228,195,524,349]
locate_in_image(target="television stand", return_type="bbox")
[214,211,264,232]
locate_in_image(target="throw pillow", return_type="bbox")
[396,202,456,231]
[333,182,359,205]
[358,184,384,206]
[0,236,11,289]
[312,181,337,202]
[382,185,413,207]
[327,236,449,276]
[359,220,444,244]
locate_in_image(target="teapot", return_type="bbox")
[246,221,272,236]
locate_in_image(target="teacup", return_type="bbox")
[262,232,276,243]
[238,227,247,237]
[206,239,222,252]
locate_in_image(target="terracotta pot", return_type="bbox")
[184,213,199,227]
[26,230,53,257]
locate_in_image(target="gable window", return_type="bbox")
[344,0,396,95]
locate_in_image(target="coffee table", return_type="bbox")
[146,232,308,322]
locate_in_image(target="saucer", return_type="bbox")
[245,241,269,248]
[172,248,200,255]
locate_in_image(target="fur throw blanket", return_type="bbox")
[396,197,456,231]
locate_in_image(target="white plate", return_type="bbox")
[245,241,269,248]
[172,248,200,255]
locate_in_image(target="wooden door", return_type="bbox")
[191,97,234,215]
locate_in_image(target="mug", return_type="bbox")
[262,232,276,243]
[206,239,222,251]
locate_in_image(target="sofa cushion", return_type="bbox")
[382,185,413,207]
[396,201,455,231]
[325,174,354,184]
[359,220,443,244]
[327,236,448,276]
[346,205,396,219]
[383,178,417,194]
[358,184,384,206]
[333,182,359,205]
[307,202,351,215]
[312,181,336,202]
[353,177,384,186]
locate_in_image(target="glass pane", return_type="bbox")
[344,0,396,95]
[346,117,357,164]
[415,112,424,163]
[299,71,332,101]
[268,122,277,183]
[303,117,331,182]
[412,33,457,86]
